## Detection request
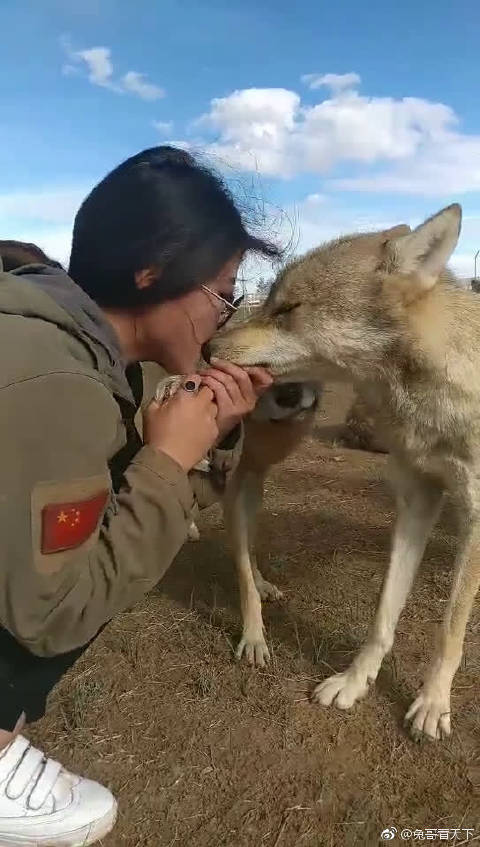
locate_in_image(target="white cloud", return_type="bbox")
[449,253,476,280]
[61,38,164,100]
[329,132,480,195]
[0,187,87,268]
[0,187,86,225]
[304,193,328,205]
[183,84,456,177]
[177,76,480,196]
[29,227,73,268]
[192,88,301,176]
[290,198,399,254]
[0,226,73,268]
[301,72,361,93]
[75,46,117,90]
[153,120,174,134]
[299,94,454,171]
[121,71,165,101]
[61,63,80,77]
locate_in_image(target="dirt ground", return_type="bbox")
[31,383,480,846]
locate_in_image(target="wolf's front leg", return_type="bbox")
[242,471,283,602]
[313,462,443,711]
[405,486,480,741]
[224,468,271,667]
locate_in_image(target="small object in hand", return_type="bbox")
[155,375,183,404]
[154,375,211,472]
[187,520,201,541]
[194,457,211,472]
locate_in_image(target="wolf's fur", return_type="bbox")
[155,377,320,666]
[343,394,387,453]
[208,204,480,741]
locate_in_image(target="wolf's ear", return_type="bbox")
[383,224,411,238]
[385,204,461,292]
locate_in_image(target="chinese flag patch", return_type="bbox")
[41,491,109,554]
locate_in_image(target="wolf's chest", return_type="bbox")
[359,378,478,471]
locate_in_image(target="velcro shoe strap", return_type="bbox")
[28,758,63,810]
[6,747,45,800]
[0,737,31,780]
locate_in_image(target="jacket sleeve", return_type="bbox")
[0,372,194,657]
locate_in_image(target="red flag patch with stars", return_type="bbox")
[41,491,109,554]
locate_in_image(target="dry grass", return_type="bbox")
[30,384,480,846]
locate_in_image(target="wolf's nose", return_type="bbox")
[201,342,212,363]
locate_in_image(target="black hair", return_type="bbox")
[68,145,280,308]
[0,239,63,272]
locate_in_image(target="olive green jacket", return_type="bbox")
[0,262,241,657]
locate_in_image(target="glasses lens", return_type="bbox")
[212,292,245,328]
[217,310,231,329]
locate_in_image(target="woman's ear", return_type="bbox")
[135,267,161,290]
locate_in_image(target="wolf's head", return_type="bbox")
[208,205,461,381]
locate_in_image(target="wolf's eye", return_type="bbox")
[271,302,300,318]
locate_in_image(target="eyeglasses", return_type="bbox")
[201,284,245,328]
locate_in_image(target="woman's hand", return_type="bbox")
[143,376,218,472]
[198,357,273,442]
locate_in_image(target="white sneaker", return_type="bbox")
[0,736,117,846]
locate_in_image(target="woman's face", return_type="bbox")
[136,253,241,373]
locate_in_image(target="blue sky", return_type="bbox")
[1,0,480,283]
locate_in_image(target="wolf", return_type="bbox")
[155,375,320,666]
[205,204,480,741]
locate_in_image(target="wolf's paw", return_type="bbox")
[235,631,270,667]
[312,670,370,710]
[404,690,451,741]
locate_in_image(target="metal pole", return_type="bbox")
[475,249,480,281]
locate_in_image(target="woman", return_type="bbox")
[0,146,277,846]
